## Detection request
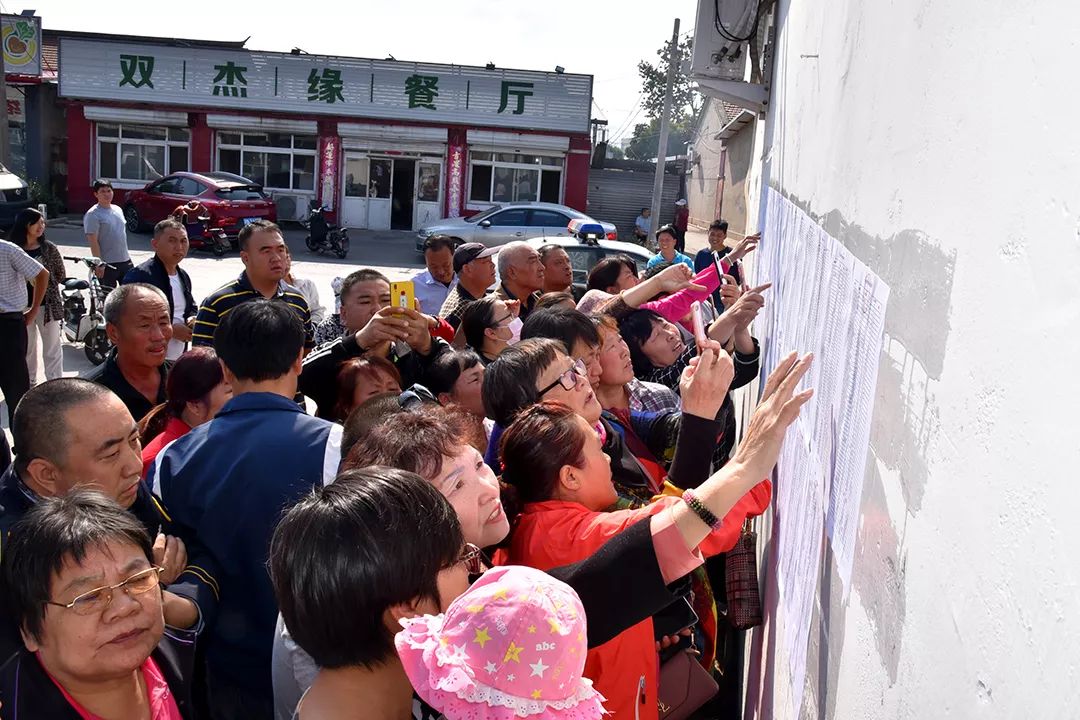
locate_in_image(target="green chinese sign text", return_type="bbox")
[119,54,155,89]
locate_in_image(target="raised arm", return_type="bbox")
[669,351,814,550]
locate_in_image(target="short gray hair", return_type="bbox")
[497,241,532,278]
[103,283,168,326]
[154,218,185,238]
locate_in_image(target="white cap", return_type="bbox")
[675,199,687,206]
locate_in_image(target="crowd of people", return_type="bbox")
[0,183,814,720]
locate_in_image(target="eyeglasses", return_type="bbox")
[537,358,587,397]
[491,313,515,328]
[457,543,485,575]
[46,566,164,616]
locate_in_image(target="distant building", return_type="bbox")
[47,29,592,230]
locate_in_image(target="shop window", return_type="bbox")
[470,165,493,202]
[467,150,564,206]
[293,155,316,191]
[96,123,190,184]
[417,163,441,202]
[344,157,369,198]
[215,132,317,192]
[369,159,392,199]
[540,170,561,204]
[169,146,189,174]
[219,149,241,175]
[120,144,165,181]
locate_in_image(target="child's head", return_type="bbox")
[395,565,605,720]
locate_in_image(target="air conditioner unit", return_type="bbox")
[691,0,757,82]
[272,193,309,222]
[690,0,771,111]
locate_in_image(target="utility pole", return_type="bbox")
[650,17,680,240]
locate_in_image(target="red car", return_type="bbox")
[123,171,277,241]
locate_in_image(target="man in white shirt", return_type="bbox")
[633,207,651,244]
[122,219,195,361]
[0,239,48,426]
[412,235,457,315]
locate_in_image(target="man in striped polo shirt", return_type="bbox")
[192,220,313,351]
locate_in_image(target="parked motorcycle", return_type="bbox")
[61,255,113,365]
[171,202,230,256]
[302,202,349,259]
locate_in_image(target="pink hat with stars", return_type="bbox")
[395,565,606,720]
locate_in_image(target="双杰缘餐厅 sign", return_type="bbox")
[58,39,592,134]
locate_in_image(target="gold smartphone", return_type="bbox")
[389,281,416,311]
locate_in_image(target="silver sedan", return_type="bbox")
[416,202,617,252]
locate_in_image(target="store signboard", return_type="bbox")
[2,15,41,77]
[59,39,592,134]
[6,94,24,123]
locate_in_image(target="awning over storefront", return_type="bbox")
[339,123,448,155]
[205,114,317,134]
[466,130,569,155]
[83,105,189,126]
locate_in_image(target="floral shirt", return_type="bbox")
[313,314,346,348]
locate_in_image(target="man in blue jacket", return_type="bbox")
[123,218,196,361]
[151,299,343,720]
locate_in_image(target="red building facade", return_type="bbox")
[58,35,593,230]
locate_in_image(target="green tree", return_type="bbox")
[606,144,625,160]
[624,117,694,161]
[637,36,701,121]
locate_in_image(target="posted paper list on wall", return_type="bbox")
[754,187,890,715]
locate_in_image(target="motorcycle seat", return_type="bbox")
[63,278,90,291]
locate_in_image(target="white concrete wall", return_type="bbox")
[687,97,726,228]
[751,0,1080,717]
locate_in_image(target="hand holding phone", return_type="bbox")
[691,300,707,347]
[389,281,416,312]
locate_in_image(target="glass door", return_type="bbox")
[414,160,443,229]
[340,155,369,229]
[366,158,393,230]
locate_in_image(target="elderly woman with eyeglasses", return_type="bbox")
[0,489,197,718]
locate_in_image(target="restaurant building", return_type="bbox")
[56,33,593,230]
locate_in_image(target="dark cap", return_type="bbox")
[453,242,499,273]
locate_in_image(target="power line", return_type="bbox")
[609,91,645,142]
[611,103,646,144]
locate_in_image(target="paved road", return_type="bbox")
[1,222,426,428]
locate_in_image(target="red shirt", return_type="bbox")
[674,206,689,231]
[141,417,192,478]
[42,653,184,720]
[506,482,771,720]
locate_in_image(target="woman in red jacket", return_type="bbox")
[140,347,232,477]
[499,401,772,720]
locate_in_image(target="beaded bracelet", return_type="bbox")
[682,488,723,531]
